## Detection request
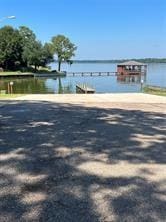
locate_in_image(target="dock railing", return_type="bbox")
[67,71,117,77]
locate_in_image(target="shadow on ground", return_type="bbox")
[0,101,166,221]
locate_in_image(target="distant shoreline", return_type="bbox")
[55,59,166,64]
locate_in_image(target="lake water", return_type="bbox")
[0,63,166,93]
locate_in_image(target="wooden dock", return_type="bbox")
[34,71,67,78]
[34,73,58,78]
[67,71,117,77]
[76,84,95,94]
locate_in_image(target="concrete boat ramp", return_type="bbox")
[12,93,166,105]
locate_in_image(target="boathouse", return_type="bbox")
[117,61,147,75]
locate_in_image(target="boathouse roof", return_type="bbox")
[118,60,146,66]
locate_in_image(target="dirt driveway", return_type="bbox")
[0,95,166,221]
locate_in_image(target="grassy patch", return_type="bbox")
[143,86,166,96]
[0,72,33,76]
[0,94,25,99]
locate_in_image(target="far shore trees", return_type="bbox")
[50,35,77,71]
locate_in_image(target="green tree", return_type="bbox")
[24,41,44,72]
[0,26,23,70]
[51,35,77,71]
[19,26,36,44]
[42,43,54,66]
[19,26,54,71]
[19,26,37,67]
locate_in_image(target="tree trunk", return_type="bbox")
[5,61,8,71]
[34,64,37,73]
[58,60,61,72]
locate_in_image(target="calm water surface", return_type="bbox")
[0,63,166,93]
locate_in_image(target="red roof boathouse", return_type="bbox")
[117,61,147,75]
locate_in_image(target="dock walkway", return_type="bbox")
[76,84,95,93]
[67,71,117,77]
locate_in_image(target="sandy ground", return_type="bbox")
[12,93,166,104]
[0,94,166,221]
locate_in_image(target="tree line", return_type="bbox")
[0,26,77,72]
[72,58,166,63]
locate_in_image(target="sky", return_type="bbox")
[0,0,166,59]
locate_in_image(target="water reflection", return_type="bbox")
[0,77,74,94]
[57,77,73,94]
[0,73,148,94]
[117,74,146,84]
[0,78,51,94]
[58,77,63,94]
[1,62,165,94]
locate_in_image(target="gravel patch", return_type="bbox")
[0,99,166,221]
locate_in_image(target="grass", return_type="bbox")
[0,71,34,76]
[143,86,166,96]
[0,94,25,99]
[0,67,51,76]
